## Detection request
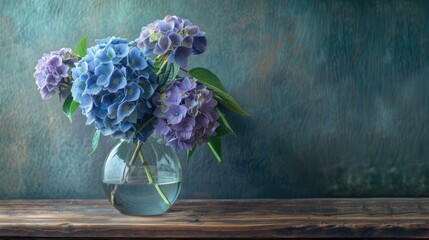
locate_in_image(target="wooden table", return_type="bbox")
[0,199,429,238]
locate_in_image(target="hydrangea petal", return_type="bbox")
[153,119,171,135]
[40,87,55,99]
[166,16,184,31]
[101,127,116,136]
[178,77,196,92]
[165,104,187,125]
[114,43,129,59]
[96,74,109,87]
[192,36,207,54]
[164,86,181,105]
[136,16,207,67]
[70,37,158,142]
[139,79,155,99]
[85,113,96,125]
[168,32,183,47]
[128,48,148,71]
[153,35,171,55]
[95,63,114,77]
[195,115,210,129]
[46,74,59,85]
[182,36,193,48]
[152,77,219,151]
[173,46,192,68]
[84,76,102,94]
[80,94,93,108]
[118,101,136,121]
[158,21,174,33]
[107,102,119,118]
[119,122,133,132]
[126,109,138,123]
[124,82,141,101]
[46,84,56,92]
[34,71,46,83]
[177,117,195,132]
[46,55,62,67]
[177,131,192,140]
[56,64,69,78]
[96,46,116,62]
[185,25,200,36]
[107,69,127,93]
[34,48,77,100]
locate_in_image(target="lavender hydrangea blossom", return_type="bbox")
[152,77,220,151]
[71,37,158,142]
[136,15,207,68]
[34,48,78,100]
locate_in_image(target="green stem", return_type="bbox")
[110,141,143,204]
[156,59,169,75]
[139,151,171,206]
[180,67,188,73]
[138,151,153,184]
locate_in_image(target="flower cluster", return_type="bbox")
[136,15,207,68]
[34,15,240,157]
[152,77,220,151]
[71,37,158,142]
[34,48,78,100]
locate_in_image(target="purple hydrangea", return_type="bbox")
[136,15,207,68]
[152,77,220,151]
[34,48,78,100]
[71,37,158,142]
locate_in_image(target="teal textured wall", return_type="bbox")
[1,0,429,199]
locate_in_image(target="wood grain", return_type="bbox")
[0,199,429,238]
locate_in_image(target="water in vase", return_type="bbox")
[103,179,181,216]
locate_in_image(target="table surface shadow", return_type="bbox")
[0,198,429,238]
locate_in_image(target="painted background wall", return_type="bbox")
[1,0,429,199]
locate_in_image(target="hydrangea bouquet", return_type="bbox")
[34,15,249,212]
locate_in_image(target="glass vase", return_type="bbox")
[102,136,182,216]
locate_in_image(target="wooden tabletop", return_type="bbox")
[0,199,429,238]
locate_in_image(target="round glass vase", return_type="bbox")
[102,136,182,216]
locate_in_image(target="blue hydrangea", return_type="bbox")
[152,77,220,151]
[136,15,207,68]
[34,48,78,100]
[71,37,158,142]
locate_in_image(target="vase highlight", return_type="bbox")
[102,136,182,216]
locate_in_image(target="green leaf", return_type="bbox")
[153,60,163,73]
[157,61,179,86]
[214,89,250,116]
[186,146,197,163]
[154,54,169,62]
[75,35,88,57]
[188,68,250,116]
[215,108,235,137]
[153,55,167,73]
[69,101,80,118]
[88,130,101,156]
[62,95,80,123]
[208,137,222,163]
[62,95,73,120]
[188,68,226,91]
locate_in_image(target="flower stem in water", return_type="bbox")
[110,140,171,207]
[110,141,143,204]
[139,151,171,206]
